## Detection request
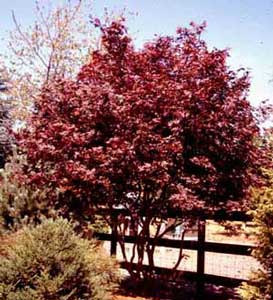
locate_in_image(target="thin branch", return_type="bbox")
[11,11,48,69]
[173,229,187,270]
[157,217,183,239]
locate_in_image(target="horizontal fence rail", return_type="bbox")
[94,232,254,256]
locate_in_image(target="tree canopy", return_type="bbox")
[21,20,262,219]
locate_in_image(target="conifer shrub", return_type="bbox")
[0,218,120,300]
[0,153,53,233]
[239,172,273,300]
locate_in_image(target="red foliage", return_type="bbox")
[20,20,262,217]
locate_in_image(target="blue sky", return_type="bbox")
[1,0,273,106]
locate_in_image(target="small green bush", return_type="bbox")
[0,218,120,300]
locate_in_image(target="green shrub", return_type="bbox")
[0,218,120,300]
[239,171,273,300]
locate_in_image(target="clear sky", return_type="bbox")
[1,0,273,106]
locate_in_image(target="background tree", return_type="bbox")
[20,20,263,278]
[0,69,12,168]
[0,0,96,121]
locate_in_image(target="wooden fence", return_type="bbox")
[94,210,255,290]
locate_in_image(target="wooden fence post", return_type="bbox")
[196,216,206,298]
[110,210,118,256]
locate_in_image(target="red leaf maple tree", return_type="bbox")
[20,19,263,276]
